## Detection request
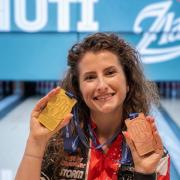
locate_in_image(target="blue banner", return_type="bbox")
[0,0,179,33]
[0,0,179,80]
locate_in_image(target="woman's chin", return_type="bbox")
[96,106,115,114]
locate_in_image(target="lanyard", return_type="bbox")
[63,91,133,164]
[63,105,121,152]
[87,121,121,150]
[63,91,79,153]
[120,139,133,165]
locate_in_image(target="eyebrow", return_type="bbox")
[82,72,96,78]
[104,66,117,71]
[82,66,117,76]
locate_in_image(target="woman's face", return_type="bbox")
[78,51,129,115]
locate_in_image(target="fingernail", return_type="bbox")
[122,131,125,135]
[122,131,129,138]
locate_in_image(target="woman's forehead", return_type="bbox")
[78,51,123,74]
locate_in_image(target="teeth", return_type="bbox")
[95,93,113,100]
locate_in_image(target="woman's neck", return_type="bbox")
[90,111,122,139]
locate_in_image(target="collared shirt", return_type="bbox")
[40,121,170,180]
[87,120,123,180]
[87,120,170,180]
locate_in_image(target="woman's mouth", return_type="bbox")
[93,93,115,101]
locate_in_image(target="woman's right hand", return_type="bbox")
[15,87,72,180]
[28,87,73,147]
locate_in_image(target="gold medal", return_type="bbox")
[38,89,77,131]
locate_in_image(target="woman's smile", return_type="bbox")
[78,51,129,115]
[93,92,116,101]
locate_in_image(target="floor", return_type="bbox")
[0,97,179,179]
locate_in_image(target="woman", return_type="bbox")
[15,33,170,180]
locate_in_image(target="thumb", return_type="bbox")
[122,131,136,153]
[55,113,73,132]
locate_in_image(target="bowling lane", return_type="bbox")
[161,99,180,128]
[0,97,39,179]
[152,104,180,179]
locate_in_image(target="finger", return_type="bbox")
[146,115,154,121]
[146,117,163,152]
[122,131,136,153]
[146,116,155,126]
[154,137,163,157]
[148,117,163,150]
[54,113,73,132]
[61,113,73,128]
[153,131,163,151]
[47,87,60,98]
[33,88,60,113]
[34,97,48,111]
[146,116,157,132]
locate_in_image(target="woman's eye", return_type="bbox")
[84,75,96,81]
[106,70,116,76]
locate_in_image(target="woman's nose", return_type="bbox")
[96,77,108,92]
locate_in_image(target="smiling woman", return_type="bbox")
[15,33,170,180]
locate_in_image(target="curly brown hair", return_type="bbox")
[42,33,159,177]
[61,32,159,126]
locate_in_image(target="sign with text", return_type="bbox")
[0,0,179,80]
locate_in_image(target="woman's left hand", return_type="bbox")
[123,116,164,174]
